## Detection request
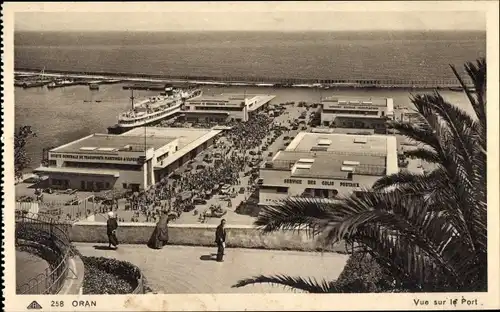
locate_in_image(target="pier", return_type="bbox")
[122,83,168,91]
[14,68,474,90]
[14,72,123,89]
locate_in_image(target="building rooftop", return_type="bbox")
[262,132,399,178]
[52,134,175,154]
[268,151,387,178]
[123,127,222,150]
[186,94,276,110]
[285,132,388,155]
[123,127,224,169]
[247,95,276,112]
[321,96,388,108]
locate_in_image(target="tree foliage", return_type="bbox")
[233,58,487,292]
[14,125,36,181]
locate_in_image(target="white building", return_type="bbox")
[258,132,398,205]
[183,93,275,122]
[35,127,223,192]
[321,96,394,133]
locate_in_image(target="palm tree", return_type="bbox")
[233,58,487,293]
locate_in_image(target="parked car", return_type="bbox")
[220,185,232,195]
[183,204,196,212]
[23,175,41,184]
[169,173,181,180]
[193,198,207,205]
[65,199,81,206]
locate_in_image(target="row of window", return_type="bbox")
[80,180,111,190]
[123,183,141,191]
[52,179,69,186]
[194,106,243,111]
[260,185,289,193]
[303,188,338,199]
[323,109,380,116]
[64,161,143,171]
[156,151,170,163]
[323,121,386,129]
[261,186,339,199]
[120,107,179,124]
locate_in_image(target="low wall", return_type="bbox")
[71,222,348,253]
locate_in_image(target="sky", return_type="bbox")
[15,5,486,32]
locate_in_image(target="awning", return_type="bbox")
[34,166,120,178]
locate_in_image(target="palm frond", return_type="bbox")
[319,192,474,288]
[372,171,427,190]
[420,92,478,176]
[388,121,440,151]
[372,168,447,196]
[238,59,487,293]
[232,275,340,293]
[255,197,338,236]
[450,58,486,126]
[403,148,441,163]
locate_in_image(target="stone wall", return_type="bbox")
[70,222,348,253]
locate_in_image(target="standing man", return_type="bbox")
[107,211,119,250]
[215,219,227,262]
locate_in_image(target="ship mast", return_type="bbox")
[130,89,135,110]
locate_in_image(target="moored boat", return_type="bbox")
[107,86,202,134]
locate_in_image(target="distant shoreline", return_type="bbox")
[14,68,470,90]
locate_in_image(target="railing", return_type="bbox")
[15,211,74,294]
[16,196,96,222]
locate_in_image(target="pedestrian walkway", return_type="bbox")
[74,243,349,294]
[16,251,50,294]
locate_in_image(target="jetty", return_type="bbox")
[14,68,474,90]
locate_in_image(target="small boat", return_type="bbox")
[449,86,476,93]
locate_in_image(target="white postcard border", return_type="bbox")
[2,2,499,311]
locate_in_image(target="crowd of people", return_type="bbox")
[115,112,278,223]
[37,107,294,225]
[225,114,274,151]
[34,110,284,224]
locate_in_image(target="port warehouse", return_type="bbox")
[34,127,224,192]
[14,69,473,87]
[181,94,276,122]
[258,132,398,205]
[320,96,395,133]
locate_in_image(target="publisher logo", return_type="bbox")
[27,301,42,310]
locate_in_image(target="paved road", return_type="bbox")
[75,243,349,294]
[16,251,50,294]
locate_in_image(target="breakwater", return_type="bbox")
[15,68,472,90]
